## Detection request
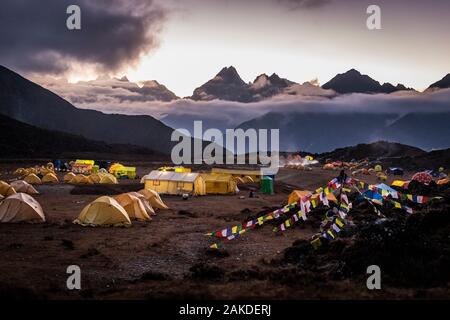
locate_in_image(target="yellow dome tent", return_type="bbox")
[24,173,42,185]
[71,174,93,184]
[42,173,59,184]
[13,168,26,177]
[74,196,131,227]
[114,193,152,221]
[138,189,168,210]
[127,192,155,216]
[99,174,118,185]
[63,172,76,183]
[10,180,39,195]
[0,181,16,197]
[88,173,102,184]
[374,165,383,172]
[0,193,45,223]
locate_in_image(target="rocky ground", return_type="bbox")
[0,161,449,299]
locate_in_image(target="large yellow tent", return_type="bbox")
[138,189,169,210]
[288,190,337,205]
[211,168,263,183]
[201,174,237,194]
[42,173,59,183]
[127,192,155,216]
[10,180,39,195]
[74,196,131,227]
[24,173,42,185]
[142,171,206,195]
[63,172,76,183]
[0,193,45,223]
[114,193,151,221]
[0,181,16,197]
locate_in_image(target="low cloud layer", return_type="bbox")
[37,77,450,138]
[0,0,167,75]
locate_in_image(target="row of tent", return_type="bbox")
[63,172,118,185]
[23,173,59,184]
[13,163,56,178]
[0,180,39,199]
[74,190,168,227]
[16,172,118,185]
[0,185,168,225]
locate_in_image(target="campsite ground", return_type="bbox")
[0,162,448,299]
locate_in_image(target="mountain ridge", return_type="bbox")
[0,65,176,154]
[0,114,162,159]
[322,69,414,94]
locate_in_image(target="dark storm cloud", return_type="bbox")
[0,0,167,74]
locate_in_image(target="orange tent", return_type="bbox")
[138,189,168,210]
[127,192,155,216]
[114,193,152,221]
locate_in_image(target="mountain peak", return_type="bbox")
[428,73,450,89]
[346,68,361,75]
[252,74,271,89]
[210,66,246,86]
[190,66,250,102]
[217,66,240,78]
[269,73,282,81]
[323,69,385,94]
[141,80,161,88]
[119,76,129,82]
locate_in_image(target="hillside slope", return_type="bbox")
[0,114,160,159]
[0,65,175,154]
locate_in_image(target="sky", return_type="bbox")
[1,0,450,96]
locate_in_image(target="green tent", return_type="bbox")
[259,176,274,195]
